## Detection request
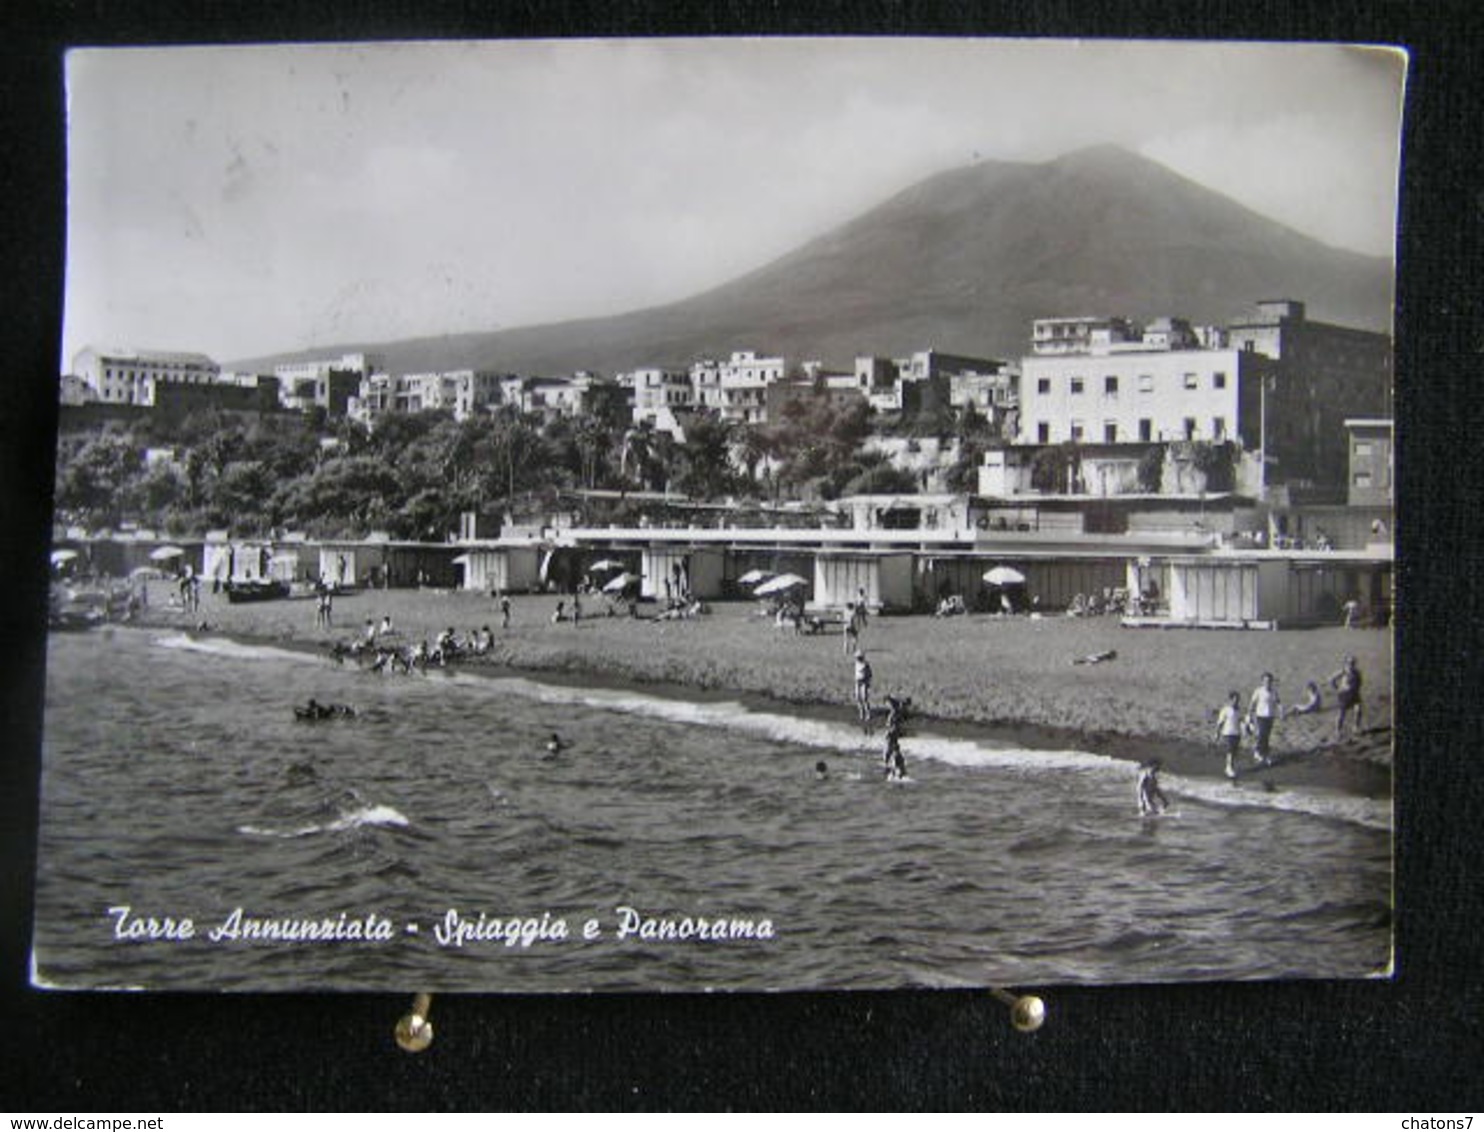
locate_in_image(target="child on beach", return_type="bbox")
[1137,759,1170,815]
[500,595,511,629]
[1329,656,1365,739]
[1215,691,1243,778]
[1285,681,1323,718]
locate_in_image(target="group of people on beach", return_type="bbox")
[327,612,506,675]
[1212,656,1366,779]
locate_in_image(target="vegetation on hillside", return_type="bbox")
[53,391,949,538]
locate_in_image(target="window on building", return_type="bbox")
[1212,417,1226,439]
[1104,422,1118,443]
[1070,377,1084,395]
[1183,373,1198,389]
[1037,378,1050,395]
[1070,421,1085,441]
[1183,417,1197,439]
[1037,422,1050,444]
[1104,375,1119,395]
[1138,374,1153,392]
[1213,371,1227,389]
[1355,442,1374,457]
[1354,472,1373,488]
[1138,418,1153,442]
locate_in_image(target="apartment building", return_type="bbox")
[1019,345,1270,449]
[690,350,787,424]
[1226,300,1393,487]
[629,367,694,426]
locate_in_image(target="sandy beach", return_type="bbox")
[128,582,1393,799]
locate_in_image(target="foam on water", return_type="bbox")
[238,803,410,839]
[476,673,1390,830]
[154,632,320,667]
[1165,772,1391,832]
[158,636,1388,832]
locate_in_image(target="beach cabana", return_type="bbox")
[812,552,913,613]
[639,546,724,600]
[317,545,366,589]
[1161,556,1284,626]
[454,544,541,594]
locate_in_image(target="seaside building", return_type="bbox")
[1344,418,1393,509]
[72,347,221,406]
[274,352,378,417]
[1225,300,1393,488]
[1030,316,1139,356]
[1019,341,1272,450]
[1014,299,1390,497]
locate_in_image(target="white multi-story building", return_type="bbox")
[274,352,378,413]
[1030,316,1139,356]
[71,347,220,406]
[690,350,787,424]
[628,368,694,426]
[1019,343,1267,447]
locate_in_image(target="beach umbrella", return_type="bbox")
[588,559,625,573]
[50,549,79,566]
[129,566,165,581]
[982,565,1026,586]
[602,572,639,593]
[737,568,774,586]
[754,572,808,597]
[149,545,186,561]
[450,554,472,565]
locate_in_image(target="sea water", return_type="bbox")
[32,627,1392,992]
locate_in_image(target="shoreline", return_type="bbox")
[114,584,1394,803]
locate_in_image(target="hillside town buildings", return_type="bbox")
[61,296,1392,536]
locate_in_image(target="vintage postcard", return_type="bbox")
[37,38,1401,992]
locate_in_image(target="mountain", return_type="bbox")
[235,145,1394,376]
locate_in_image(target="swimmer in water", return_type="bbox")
[815,760,829,780]
[882,695,910,780]
[545,732,569,755]
[1136,758,1170,815]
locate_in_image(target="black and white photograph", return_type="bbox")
[35,37,1403,995]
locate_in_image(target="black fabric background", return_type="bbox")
[2,2,1480,1111]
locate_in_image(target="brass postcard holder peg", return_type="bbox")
[395,992,435,1052]
[990,986,1046,1033]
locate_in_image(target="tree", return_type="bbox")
[209,460,277,531]
[572,415,616,490]
[841,462,919,497]
[483,409,547,503]
[1031,442,1083,494]
[1137,447,1165,493]
[274,455,404,536]
[674,412,736,500]
[55,434,142,525]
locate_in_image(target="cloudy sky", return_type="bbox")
[62,38,1406,368]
